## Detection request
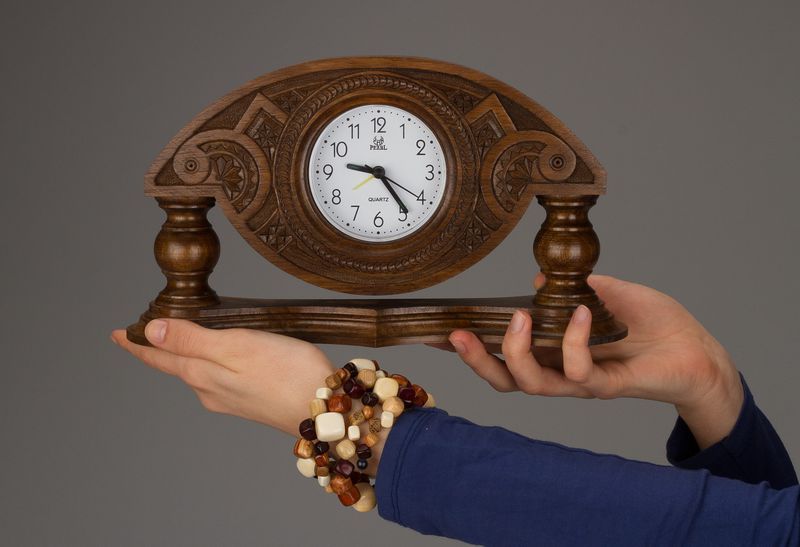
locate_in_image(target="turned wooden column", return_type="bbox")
[152,197,220,310]
[531,195,626,346]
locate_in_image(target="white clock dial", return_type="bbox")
[308,104,447,242]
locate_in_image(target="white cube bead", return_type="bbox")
[318,474,331,487]
[347,425,361,442]
[352,483,377,512]
[350,358,377,371]
[335,439,356,459]
[315,387,333,400]
[375,370,387,379]
[380,410,395,429]
[296,457,316,478]
[315,412,346,442]
[373,377,399,402]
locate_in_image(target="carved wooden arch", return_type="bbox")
[145,57,605,295]
[129,57,626,352]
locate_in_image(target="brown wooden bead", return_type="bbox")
[335,439,356,460]
[348,409,366,426]
[314,453,329,467]
[411,384,429,407]
[357,369,377,389]
[390,373,411,388]
[327,394,352,414]
[356,444,372,460]
[293,438,314,459]
[362,406,374,420]
[363,432,380,447]
[398,386,416,406]
[324,484,335,494]
[330,475,352,495]
[316,466,330,477]
[325,373,342,390]
[337,484,361,507]
[382,396,405,417]
[335,368,348,381]
[368,417,382,434]
[309,398,328,418]
[352,484,376,512]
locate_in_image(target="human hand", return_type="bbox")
[110,320,335,436]
[434,274,743,449]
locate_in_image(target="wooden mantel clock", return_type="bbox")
[127,57,627,353]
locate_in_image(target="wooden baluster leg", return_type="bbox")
[126,197,220,344]
[531,195,627,347]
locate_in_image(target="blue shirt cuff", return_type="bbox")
[374,407,441,524]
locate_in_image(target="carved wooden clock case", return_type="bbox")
[127,57,627,353]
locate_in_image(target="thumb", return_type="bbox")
[145,318,232,362]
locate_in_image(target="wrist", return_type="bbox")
[675,333,743,449]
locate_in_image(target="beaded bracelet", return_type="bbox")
[293,358,435,512]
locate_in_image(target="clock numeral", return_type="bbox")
[371,117,386,133]
[373,211,384,228]
[331,188,341,205]
[322,164,333,180]
[416,190,425,203]
[425,164,434,180]
[350,204,360,220]
[398,209,408,222]
[415,139,426,155]
[400,123,405,138]
[348,123,360,139]
[330,141,348,157]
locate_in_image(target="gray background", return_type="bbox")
[1,1,798,545]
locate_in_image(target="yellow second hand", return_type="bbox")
[352,174,374,190]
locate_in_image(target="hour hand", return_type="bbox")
[346,163,373,174]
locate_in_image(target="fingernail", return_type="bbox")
[450,338,467,353]
[146,320,167,344]
[573,305,590,323]
[509,310,526,333]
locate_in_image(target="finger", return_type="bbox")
[449,330,517,392]
[534,272,546,291]
[111,329,231,390]
[502,310,591,397]
[143,319,238,366]
[560,306,622,398]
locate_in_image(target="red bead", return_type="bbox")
[327,394,352,413]
[334,459,355,478]
[343,378,365,399]
[299,418,316,440]
[411,384,429,407]
[337,484,361,506]
[390,373,411,387]
[356,444,372,460]
[330,475,352,495]
[314,453,329,467]
[398,386,416,406]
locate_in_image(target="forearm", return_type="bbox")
[376,408,800,546]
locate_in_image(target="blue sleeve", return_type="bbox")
[375,408,799,546]
[667,375,797,489]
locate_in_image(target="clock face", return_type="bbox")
[308,104,447,242]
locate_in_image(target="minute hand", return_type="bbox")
[384,175,422,200]
[379,177,408,215]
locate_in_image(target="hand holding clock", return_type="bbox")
[435,273,744,450]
